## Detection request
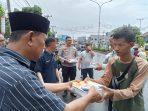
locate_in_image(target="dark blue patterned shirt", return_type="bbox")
[0,47,65,111]
[34,51,58,83]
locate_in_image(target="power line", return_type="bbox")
[54,26,97,34]
[13,0,22,8]
[36,0,52,15]
[26,0,34,6]
[137,18,144,30]
[36,0,40,6]
[31,0,46,14]
[42,0,52,15]
[23,0,31,7]
[16,0,26,7]
[20,0,29,7]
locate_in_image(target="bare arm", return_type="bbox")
[64,87,102,111]
[89,50,95,57]
[44,82,71,93]
[36,72,71,93]
[64,95,91,111]
[55,69,61,82]
[94,61,112,86]
[36,72,44,85]
[77,57,82,70]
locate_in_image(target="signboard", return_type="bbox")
[58,35,67,41]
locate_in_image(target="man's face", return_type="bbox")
[66,38,72,46]
[86,46,91,51]
[46,41,56,52]
[29,32,47,61]
[113,38,133,57]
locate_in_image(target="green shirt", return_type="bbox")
[111,59,144,111]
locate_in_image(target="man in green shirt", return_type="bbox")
[88,26,148,111]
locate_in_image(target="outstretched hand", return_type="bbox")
[87,87,102,103]
[101,86,114,100]
[95,64,102,71]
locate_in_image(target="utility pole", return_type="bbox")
[6,0,11,13]
[90,0,112,48]
[6,0,11,34]
[137,18,144,30]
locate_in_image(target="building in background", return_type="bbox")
[77,36,86,44]
[87,32,111,50]
[143,32,148,43]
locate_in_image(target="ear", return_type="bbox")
[27,31,34,47]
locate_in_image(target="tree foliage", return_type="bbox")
[135,35,144,46]
[22,5,42,15]
[0,4,5,34]
[14,8,19,12]
[0,4,4,17]
[4,18,11,38]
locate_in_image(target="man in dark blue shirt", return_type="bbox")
[35,37,61,83]
[0,12,101,111]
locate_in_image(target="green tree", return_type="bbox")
[0,4,5,34]
[0,4,4,17]
[128,25,144,46]
[4,18,10,38]
[14,8,20,12]
[135,35,144,47]
[22,5,42,15]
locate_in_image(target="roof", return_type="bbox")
[143,32,148,37]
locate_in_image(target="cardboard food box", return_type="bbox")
[71,80,103,96]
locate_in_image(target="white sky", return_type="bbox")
[1,0,148,37]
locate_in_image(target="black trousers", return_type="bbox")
[62,65,76,82]
[81,68,93,80]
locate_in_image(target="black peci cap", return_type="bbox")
[9,12,50,34]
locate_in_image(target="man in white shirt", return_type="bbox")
[78,43,95,80]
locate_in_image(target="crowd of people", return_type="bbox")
[0,11,148,111]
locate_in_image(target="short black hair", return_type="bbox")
[45,37,56,47]
[65,36,72,41]
[9,30,41,42]
[85,43,91,47]
[111,26,136,42]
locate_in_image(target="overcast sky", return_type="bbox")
[1,0,148,37]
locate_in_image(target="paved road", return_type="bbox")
[59,52,148,111]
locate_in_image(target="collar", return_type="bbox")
[44,50,54,56]
[0,47,30,68]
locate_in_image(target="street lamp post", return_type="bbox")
[90,0,112,47]
[137,18,144,30]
